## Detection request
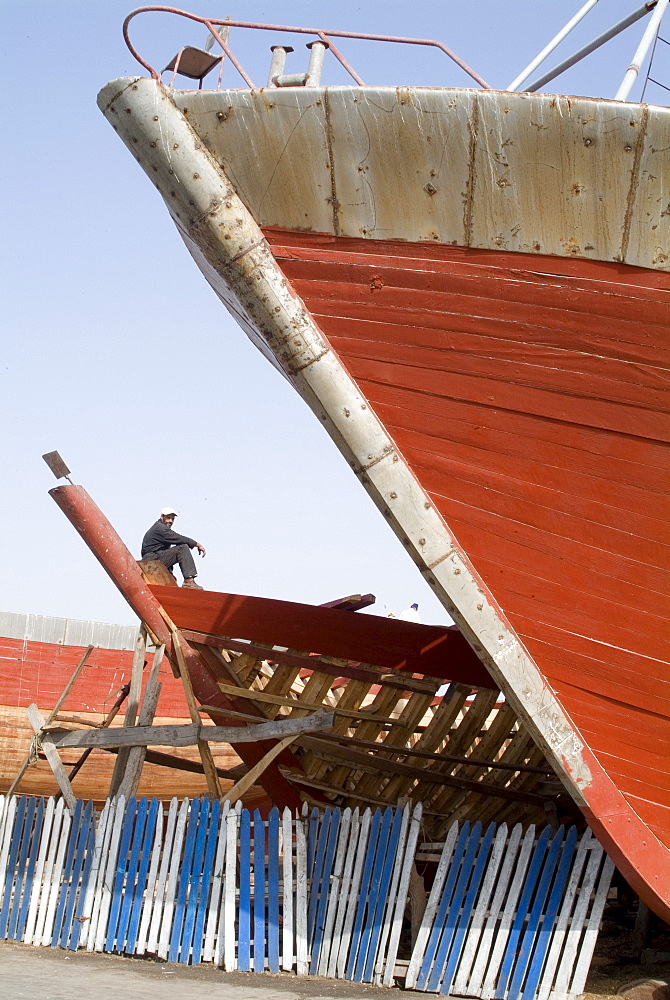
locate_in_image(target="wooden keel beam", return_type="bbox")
[117,643,165,799]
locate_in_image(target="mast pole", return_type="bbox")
[506,0,600,92]
[615,0,670,99]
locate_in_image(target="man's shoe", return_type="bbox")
[182,578,203,590]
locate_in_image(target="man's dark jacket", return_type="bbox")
[141,520,198,558]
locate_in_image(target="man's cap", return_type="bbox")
[161,506,178,516]
[411,602,419,610]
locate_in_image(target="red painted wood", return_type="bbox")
[265,227,670,918]
[149,585,495,688]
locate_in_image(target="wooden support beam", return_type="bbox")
[8,643,94,796]
[108,627,146,797]
[296,735,551,805]
[215,679,399,722]
[48,711,335,749]
[223,734,300,805]
[180,629,440,694]
[170,623,223,799]
[98,744,242,779]
[117,643,165,800]
[25,704,77,811]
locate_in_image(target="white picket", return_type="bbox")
[405,820,460,990]
[295,814,309,976]
[282,807,294,972]
[94,795,126,952]
[0,795,18,895]
[157,797,189,960]
[40,804,72,946]
[317,806,352,976]
[76,799,111,949]
[202,801,228,964]
[223,803,238,971]
[31,799,65,946]
[146,796,179,955]
[480,824,538,999]
[87,797,119,950]
[335,806,372,979]
[536,830,594,1000]
[134,800,165,955]
[452,823,509,994]
[381,802,423,986]
[22,796,56,945]
[325,807,360,979]
[568,854,615,998]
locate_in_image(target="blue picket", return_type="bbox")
[253,808,266,972]
[168,798,202,963]
[179,798,211,963]
[12,797,43,940]
[238,808,251,972]
[510,826,577,1000]
[0,795,28,938]
[52,799,85,948]
[68,817,97,951]
[126,797,161,955]
[267,808,280,973]
[345,807,382,980]
[361,805,406,982]
[440,822,498,995]
[59,800,94,949]
[521,826,578,1000]
[307,807,320,874]
[105,796,138,952]
[191,799,221,965]
[354,806,394,981]
[309,808,342,974]
[415,822,471,991]
[494,825,553,998]
[115,797,148,953]
[307,808,332,947]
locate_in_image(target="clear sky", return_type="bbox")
[1,1,666,628]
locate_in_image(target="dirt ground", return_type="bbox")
[1,939,668,1000]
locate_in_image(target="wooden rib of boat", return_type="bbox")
[1,601,559,826]
[97,13,670,918]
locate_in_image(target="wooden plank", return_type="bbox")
[115,797,149,953]
[126,797,160,955]
[94,795,127,952]
[452,822,509,995]
[146,797,179,956]
[117,645,165,800]
[237,807,251,971]
[23,796,56,946]
[40,802,72,947]
[282,807,294,972]
[8,645,94,797]
[223,734,301,805]
[15,798,46,942]
[253,808,266,973]
[77,798,111,949]
[168,797,201,962]
[202,800,227,964]
[407,821,462,988]
[65,801,97,951]
[51,710,336,749]
[177,798,210,963]
[326,808,360,978]
[267,807,280,973]
[568,853,615,998]
[8,796,39,941]
[104,797,138,952]
[381,803,423,987]
[25,705,77,811]
[309,808,342,974]
[171,627,223,800]
[157,797,189,960]
[134,799,165,955]
[32,799,65,948]
[191,798,221,965]
[0,796,28,937]
[441,822,498,996]
[317,806,352,976]
[360,807,404,982]
[109,629,146,798]
[50,799,84,947]
[294,812,309,976]
[345,808,382,980]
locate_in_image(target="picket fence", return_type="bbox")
[0,794,613,999]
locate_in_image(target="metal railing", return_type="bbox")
[122,6,492,91]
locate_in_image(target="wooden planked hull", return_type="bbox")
[98,79,670,918]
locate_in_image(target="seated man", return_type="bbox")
[141,507,206,589]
